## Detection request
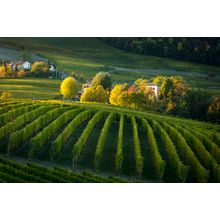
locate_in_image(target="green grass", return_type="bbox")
[0,37,219,93]
[0,78,61,99]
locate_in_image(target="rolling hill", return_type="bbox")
[0,100,219,183]
[0,38,220,94]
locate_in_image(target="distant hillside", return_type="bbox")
[0,38,220,93]
[100,37,220,66]
[0,47,45,62]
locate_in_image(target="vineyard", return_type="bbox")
[0,100,219,182]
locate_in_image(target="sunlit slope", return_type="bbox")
[0,100,219,182]
[0,37,220,82]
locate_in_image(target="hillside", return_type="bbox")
[0,99,219,183]
[0,78,61,99]
[0,38,220,93]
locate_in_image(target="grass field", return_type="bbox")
[0,37,220,93]
[0,78,61,99]
[0,99,219,183]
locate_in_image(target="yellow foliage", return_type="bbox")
[80,85,108,103]
[17,70,27,77]
[31,62,49,73]
[109,84,128,105]
[60,77,79,99]
[0,65,7,77]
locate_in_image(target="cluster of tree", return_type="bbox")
[0,61,51,78]
[100,37,220,67]
[60,72,220,123]
[30,62,50,77]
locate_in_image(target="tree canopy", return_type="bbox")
[80,85,109,103]
[91,72,112,90]
[60,77,79,99]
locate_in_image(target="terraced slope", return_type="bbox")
[0,100,219,182]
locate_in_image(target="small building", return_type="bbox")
[146,83,161,99]
[7,61,31,71]
[16,61,31,70]
[47,61,56,72]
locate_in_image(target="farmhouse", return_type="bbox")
[7,61,31,71]
[146,83,161,99]
[16,61,31,70]
[49,64,56,72]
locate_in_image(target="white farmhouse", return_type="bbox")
[17,61,31,70]
[49,64,56,72]
[146,83,161,99]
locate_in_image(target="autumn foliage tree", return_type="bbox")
[109,84,128,105]
[80,85,109,103]
[60,77,79,99]
[91,72,112,90]
[31,62,50,76]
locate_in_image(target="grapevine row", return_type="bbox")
[29,108,83,158]
[186,127,220,164]
[0,104,40,127]
[73,111,106,163]
[149,119,188,182]
[94,113,115,169]
[173,124,220,182]
[141,118,165,181]
[0,105,55,146]
[0,102,30,114]
[0,157,126,183]
[158,120,209,182]
[8,107,71,153]
[131,116,144,177]
[115,114,124,173]
[51,110,94,159]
